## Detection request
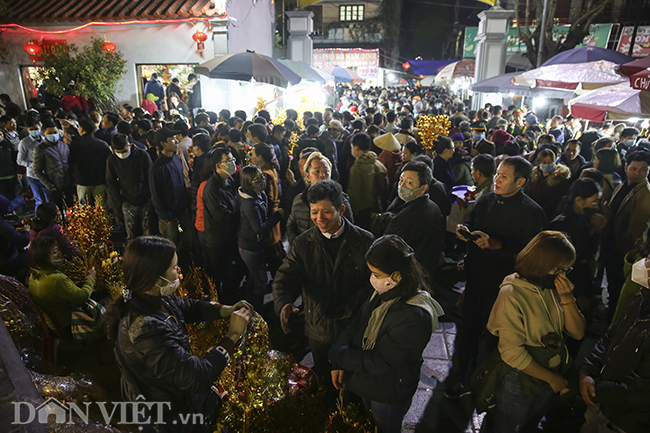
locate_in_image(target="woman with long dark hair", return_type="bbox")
[485,231,585,433]
[328,235,444,433]
[250,143,284,270]
[237,165,283,310]
[105,236,252,431]
[550,178,607,307]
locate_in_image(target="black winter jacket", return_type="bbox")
[273,219,374,343]
[106,147,153,207]
[203,173,239,248]
[465,191,547,298]
[384,194,445,274]
[69,133,111,186]
[149,154,190,221]
[115,296,233,418]
[33,138,72,190]
[329,288,434,403]
[286,186,354,245]
[238,189,282,252]
[581,289,650,433]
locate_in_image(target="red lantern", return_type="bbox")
[192,30,208,53]
[402,62,411,70]
[24,41,41,56]
[103,40,116,53]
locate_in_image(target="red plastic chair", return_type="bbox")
[30,300,102,368]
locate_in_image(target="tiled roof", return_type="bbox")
[5,0,225,23]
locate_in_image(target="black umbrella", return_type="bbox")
[195,50,301,88]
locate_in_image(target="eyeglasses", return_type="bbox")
[555,267,573,275]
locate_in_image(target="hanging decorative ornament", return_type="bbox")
[102,40,116,53]
[23,41,41,56]
[192,30,208,55]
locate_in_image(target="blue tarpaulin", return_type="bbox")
[406,59,459,76]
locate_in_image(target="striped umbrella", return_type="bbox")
[195,51,301,88]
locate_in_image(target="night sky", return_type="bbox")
[400,0,494,60]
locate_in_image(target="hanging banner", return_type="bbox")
[464,24,613,58]
[312,48,379,69]
[616,26,650,58]
[31,40,68,61]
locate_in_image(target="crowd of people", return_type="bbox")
[0,82,649,433]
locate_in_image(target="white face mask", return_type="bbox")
[370,273,399,294]
[224,161,236,176]
[116,150,131,159]
[157,276,180,296]
[632,258,649,289]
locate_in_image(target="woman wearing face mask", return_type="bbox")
[329,235,444,433]
[250,143,284,271]
[484,231,585,433]
[525,149,571,220]
[238,165,283,310]
[550,179,606,350]
[106,236,252,432]
[30,202,82,259]
[28,236,96,331]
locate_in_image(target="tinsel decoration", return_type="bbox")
[168,269,374,433]
[61,200,124,298]
[272,109,286,127]
[325,392,377,433]
[288,130,300,159]
[295,96,328,130]
[416,115,451,149]
[256,97,267,113]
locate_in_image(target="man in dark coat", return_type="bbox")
[202,147,242,298]
[580,283,650,433]
[106,134,154,240]
[69,118,111,205]
[447,156,547,397]
[273,180,374,386]
[149,128,191,246]
[385,161,444,276]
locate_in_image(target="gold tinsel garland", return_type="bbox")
[61,200,124,298]
[415,115,452,149]
[179,268,374,433]
[256,97,267,113]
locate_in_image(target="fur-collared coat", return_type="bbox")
[525,164,571,221]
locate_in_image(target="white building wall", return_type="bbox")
[0,21,214,109]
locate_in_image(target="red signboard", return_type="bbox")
[31,40,68,61]
[616,26,650,58]
[312,49,379,69]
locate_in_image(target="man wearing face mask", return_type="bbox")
[33,119,75,212]
[617,127,639,161]
[469,121,495,156]
[203,147,243,298]
[106,134,154,241]
[579,254,650,433]
[69,118,111,206]
[17,118,49,209]
[384,161,444,276]
[274,180,374,390]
